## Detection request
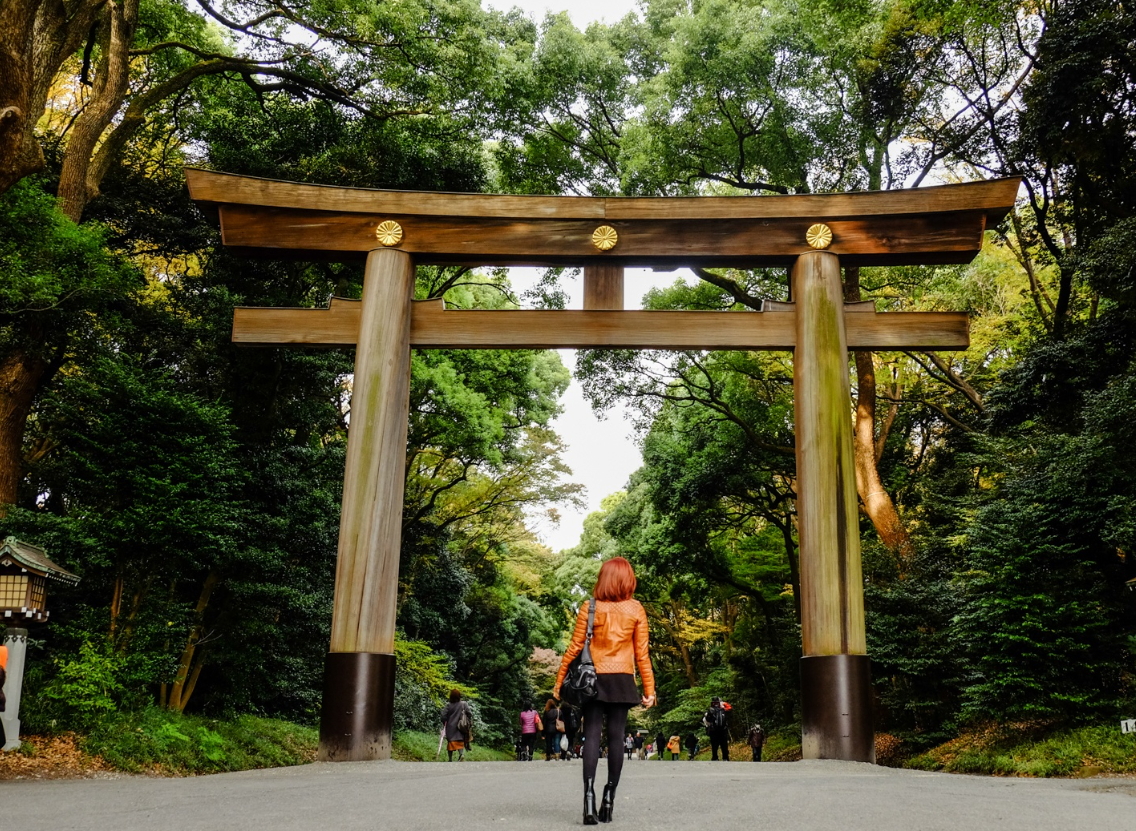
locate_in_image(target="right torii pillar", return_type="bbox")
[793,249,874,763]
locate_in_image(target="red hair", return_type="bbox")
[594,557,637,601]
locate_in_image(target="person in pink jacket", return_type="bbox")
[518,699,540,761]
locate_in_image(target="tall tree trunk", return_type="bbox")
[842,266,915,566]
[0,1,106,199]
[0,348,49,512]
[166,570,221,713]
[56,0,139,222]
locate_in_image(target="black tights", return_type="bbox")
[582,701,631,786]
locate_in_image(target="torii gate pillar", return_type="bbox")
[793,250,873,762]
[318,248,414,762]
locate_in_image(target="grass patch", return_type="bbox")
[760,728,803,762]
[391,730,515,761]
[904,724,1136,777]
[82,707,317,775]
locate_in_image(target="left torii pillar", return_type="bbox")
[319,248,415,761]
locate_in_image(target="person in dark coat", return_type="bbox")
[561,702,579,759]
[684,732,699,760]
[440,689,472,761]
[543,698,563,761]
[703,696,730,761]
[654,732,667,760]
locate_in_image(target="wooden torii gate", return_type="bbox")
[187,170,1019,764]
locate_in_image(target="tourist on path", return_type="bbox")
[634,732,645,761]
[624,732,634,760]
[703,696,730,761]
[439,689,472,762]
[554,557,656,825]
[543,698,563,761]
[518,699,540,761]
[667,735,681,760]
[562,702,580,759]
[748,723,765,762]
[684,732,699,761]
[654,732,666,761]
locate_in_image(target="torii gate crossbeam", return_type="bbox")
[187,169,1019,764]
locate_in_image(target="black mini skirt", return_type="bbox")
[595,673,640,704]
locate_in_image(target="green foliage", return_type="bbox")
[905,724,1136,777]
[393,637,476,734]
[32,642,129,732]
[82,708,317,774]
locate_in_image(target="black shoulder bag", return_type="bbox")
[560,599,598,706]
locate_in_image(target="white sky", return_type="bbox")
[485,0,641,27]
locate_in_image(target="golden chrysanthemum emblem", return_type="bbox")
[375,220,404,247]
[805,223,833,249]
[592,225,619,251]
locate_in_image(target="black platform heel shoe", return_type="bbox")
[583,778,599,825]
[598,782,616,822]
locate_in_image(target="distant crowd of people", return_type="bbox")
[507,694,766,764]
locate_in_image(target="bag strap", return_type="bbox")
[580,599,596,665]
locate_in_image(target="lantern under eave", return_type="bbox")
[0,537,80,623]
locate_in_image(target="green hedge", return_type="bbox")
[82,708,317,774]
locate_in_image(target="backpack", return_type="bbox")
[709,706,727,731]
[456,702,472,735]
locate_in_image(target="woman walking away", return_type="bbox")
[440,689,472,761]
[554,557,656,825]
[543,698,563,761]
[519,699,540,761]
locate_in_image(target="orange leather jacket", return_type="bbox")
[555,599,655,699]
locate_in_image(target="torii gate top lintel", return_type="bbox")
[186,168,1020,268]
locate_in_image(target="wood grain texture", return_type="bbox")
[215,204,988,267]
[188,168,1020,222]
[792,251,867,657]
[231,300,969,351]
[329,249,414,657]
[584,265,624,310]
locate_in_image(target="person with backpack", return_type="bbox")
[440,689,472,761]
[703,696,730,761]
[519,699,541,761]
[747,723,766,762]
[553,557,656,825]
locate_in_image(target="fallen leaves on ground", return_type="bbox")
[0,734,117,779]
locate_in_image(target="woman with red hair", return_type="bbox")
[554,557,655,824]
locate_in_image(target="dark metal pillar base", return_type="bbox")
[800,654,874,763]
[318,652,395,762]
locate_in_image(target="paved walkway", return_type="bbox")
[3,758,1134,831]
